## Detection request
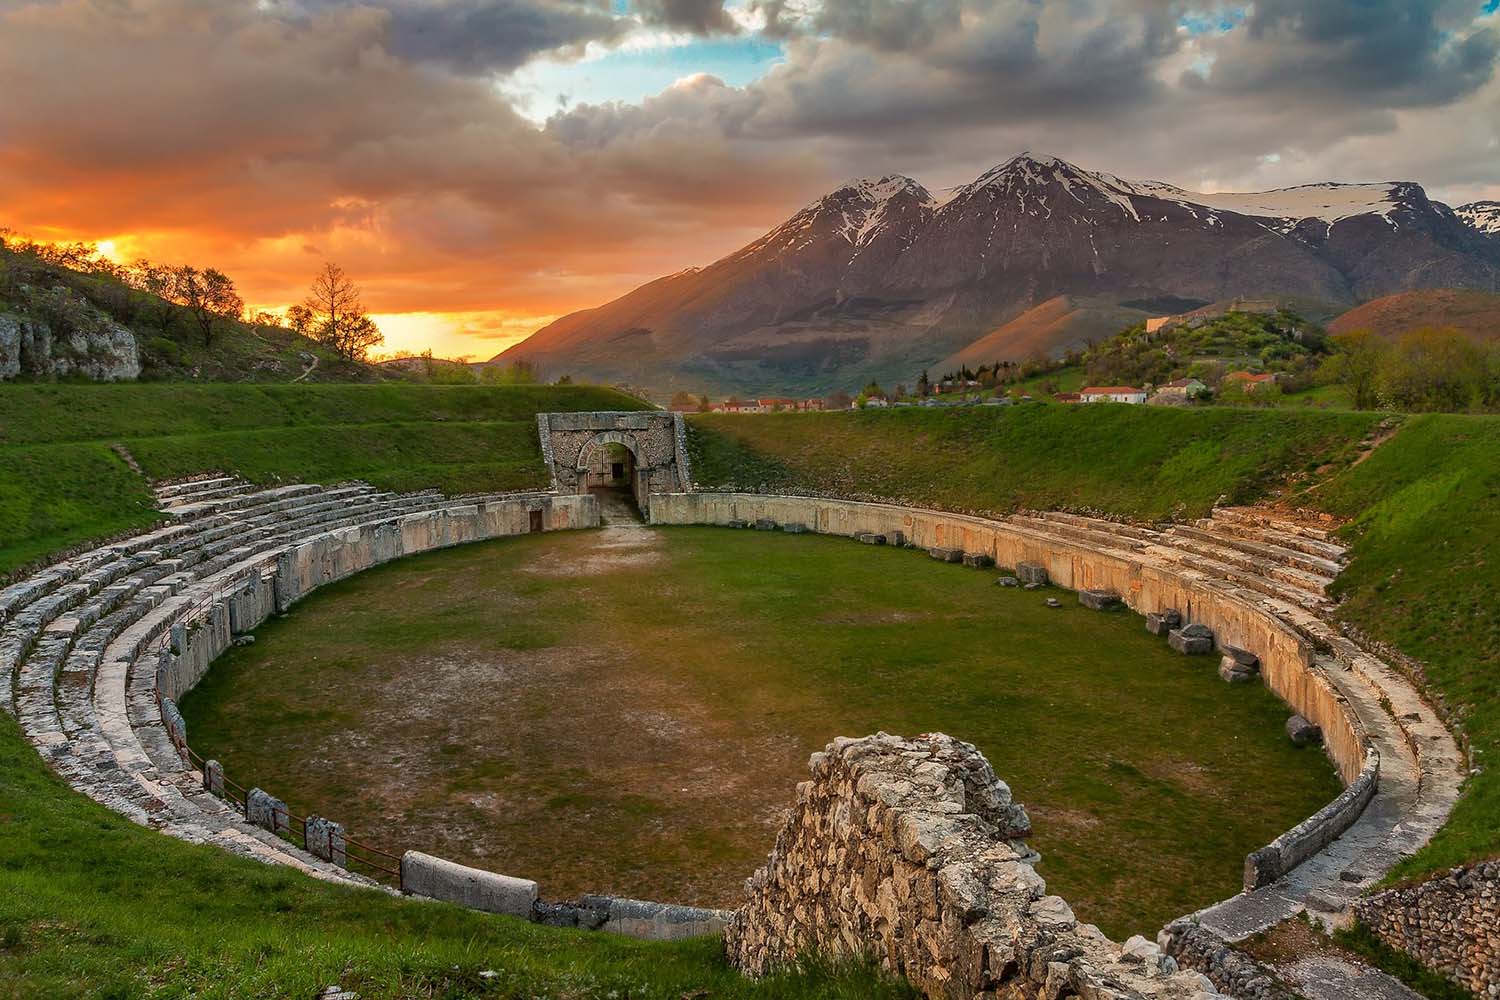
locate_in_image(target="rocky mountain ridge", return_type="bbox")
[499,153,1500,395]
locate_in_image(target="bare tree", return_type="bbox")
[304,262,383,361]
[176,266,244,346]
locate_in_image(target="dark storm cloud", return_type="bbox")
[1196,0,1499,107]
[383,0,628,73]
[632,0,738,35]
[287,0,627,73]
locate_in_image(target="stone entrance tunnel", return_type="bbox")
[536,410,692,512]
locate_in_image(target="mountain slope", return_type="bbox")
[501,153,1500,395]
[1329,289,1500,342]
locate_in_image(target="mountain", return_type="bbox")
[1329,289,1500,343]
[499,153,1500,395]
[1457,201,1500,236]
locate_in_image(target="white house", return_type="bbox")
[1079,385,1147,405]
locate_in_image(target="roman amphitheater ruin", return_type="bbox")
[0,411,1486,999]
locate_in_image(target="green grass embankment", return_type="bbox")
[0,383,647,577]
[688,406,1382,520]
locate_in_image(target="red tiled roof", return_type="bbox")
[1080,386,1144,395]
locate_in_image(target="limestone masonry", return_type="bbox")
[727,732,1221,999]
[1353,861,1499,998]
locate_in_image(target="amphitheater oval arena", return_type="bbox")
[0,411,1471,1000]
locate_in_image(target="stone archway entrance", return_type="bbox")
[537,411,692,518]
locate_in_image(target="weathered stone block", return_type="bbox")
[754,518,777,531]
[1079,589,1121,610]
[401,850,538,918]
[996,576,1020,588]
[246,788,289,835]
[887,530,907,547]
[858,532,887,545]
[1245,845,1284,890]
[928,547,962,562]
[1144,609,1182,636]
[782,522,808,534]
[1045,598,1062,608]
[305,815,347,867]
[961,552,994,568]
[203,758,225,797]
[1219,657,1257,683]
[727,519,748,529]
[1168,626,1214,655]
[1016,561,1049,586]
[1223,646,1260,669]
[1286,715,1323,746]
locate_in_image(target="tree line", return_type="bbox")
[0,232,383,362]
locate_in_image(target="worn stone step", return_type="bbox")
[1196,517,1347,563]
[1161,535,1334,598]
[1171,525,1343,578]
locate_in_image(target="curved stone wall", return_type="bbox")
[648,492,1370,809]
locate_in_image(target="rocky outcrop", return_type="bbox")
[1352,860,1500,998]
[726,732,1220,999]
[0,290,140,381]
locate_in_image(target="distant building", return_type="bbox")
[796,398,825,411]
[1079,385,1147,404]
[864,395,890,408]
[1145,317,1172,333]
[1147,377,1207,406]
[1054,392,1082,404]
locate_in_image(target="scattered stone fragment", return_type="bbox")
[857,532,887,545]
[1286,715,1323,746]
[753,518,777,531]
[726,519,748,529]
[928,547,962,563]
[961,552,994,568]
[1017,561,1049,586]
[996,576,1020,587]
[1023,582,1042,590]
[1168,623,1214,655]
[1045,598,1062,608]
[232,634,255,646]
[1219,656,1258,684]
[1223,646,1259,669]
[1145,609,1183,636]
[782,522,808,534]
[1079,589,1121,610]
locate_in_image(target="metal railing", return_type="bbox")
[170,705,404,888]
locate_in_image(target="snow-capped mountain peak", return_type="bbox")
[1457,200,1500,235]
[952,151,1142,221]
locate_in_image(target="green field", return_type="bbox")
[181,525,1339,939]
[0,383,648,577]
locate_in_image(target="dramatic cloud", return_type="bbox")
[632,0,739,35]
[0,0,1495,357]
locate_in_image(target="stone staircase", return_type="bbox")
[995,506,1463,942]
[2,476,536,885]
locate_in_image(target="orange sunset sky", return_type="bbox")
[3,0,1497,359]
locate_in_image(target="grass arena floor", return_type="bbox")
[182,521,1341,939]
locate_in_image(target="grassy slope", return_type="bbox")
[1304,414,1500,876]
[0,712,909,1000]
[0,384,646,576]
[688,406,1381,520]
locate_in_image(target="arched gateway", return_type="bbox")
[536,410,692,509]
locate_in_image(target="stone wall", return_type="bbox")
[727,732,1220,999]
[157,494,591,704]
[1352,861,1499,998]
[649,491,1375,893]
